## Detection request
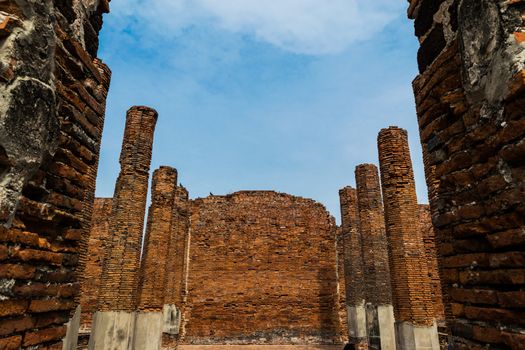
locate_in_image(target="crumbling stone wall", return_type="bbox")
[408,0,525,347]
[335,227,349,342]
[80,197,112,329]
[182,191,344,345]
[0,0,111,348]
[97,106,158,312]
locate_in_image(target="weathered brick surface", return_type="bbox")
[79,197,112,328]
[0,1,111,347]
[98,106,158,312]
[354,164,392,306]
[377,127,434,326]
[164,185,191,308]
[138,166,178,311]
[182,191,344,345]
[409,0,525,346]
[419,204,445,323]
[339,187,367,348]
[335,227,349,342]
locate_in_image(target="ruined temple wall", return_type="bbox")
[182,191,344,345]
[80,198,112,329]
[409,0,525,347]
[0,1,111,348]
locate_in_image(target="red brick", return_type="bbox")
[22,326,67,347]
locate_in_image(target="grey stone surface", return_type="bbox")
[163,304,181,335]
[134,312,163,350]
[88,311,136,350]
[395,321,440,350]
[378,305,396,350]
[347,304,366,340]
[63,305,81,350]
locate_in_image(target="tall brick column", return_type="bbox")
[135,166,178,349]
[355,164,395,350]
[339,187,367,349]
[89,106,158,350]
[377,127,439,349]
[80,198,113,330]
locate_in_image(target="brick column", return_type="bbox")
[80,198,113,329]
[377,126,439,349]
[355,164,395,350]
[135,166,178,349]
[339,187,367,349]
[89,106,158,350]
[419,205,445,324]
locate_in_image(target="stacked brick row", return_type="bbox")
[183,191,344,345]
[138,167,178,311]
[97,106,158,312]
[408,0,525,347]
[355,164,393,307]
[79,198,113,328]
[0,1,111,348]
[378,127,434,326]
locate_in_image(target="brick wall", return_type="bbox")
[80,197,112,328]
[335,227,349,342]
[377,127,434,326]
[98,106,158,312]
[0,1,111,348]
[408,0,525,347]
[138,166,178,311]
[354,164,392,306]
[182,191,344,345]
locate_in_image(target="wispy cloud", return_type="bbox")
[109,0,403,55]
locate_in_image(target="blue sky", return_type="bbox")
[95,0,425,223]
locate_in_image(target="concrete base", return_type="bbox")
[395,321,440,350]
[62,305,81,350]
[88,311,136,350]
[162,304,181,335]
[377,305,396,350]
[347,304,367,341]
[134,312,163,350]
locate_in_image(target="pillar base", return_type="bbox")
[162,304,181,335]
[88,311,136,350]
[377,305,396,350]
[134,311,163,350]
[62,305,81,350]
[395,321,440,350]
[347,304,367,342]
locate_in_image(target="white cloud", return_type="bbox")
[109,0,402,55]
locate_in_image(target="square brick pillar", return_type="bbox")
[377,127,439,350]
[135,166,179,350]
[355,164,396,350]
[89,106,158,350]
[339,187,368,349]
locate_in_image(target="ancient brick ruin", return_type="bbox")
[409,0,525,348]
[0,0,110,348]
[0,0,524,349]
